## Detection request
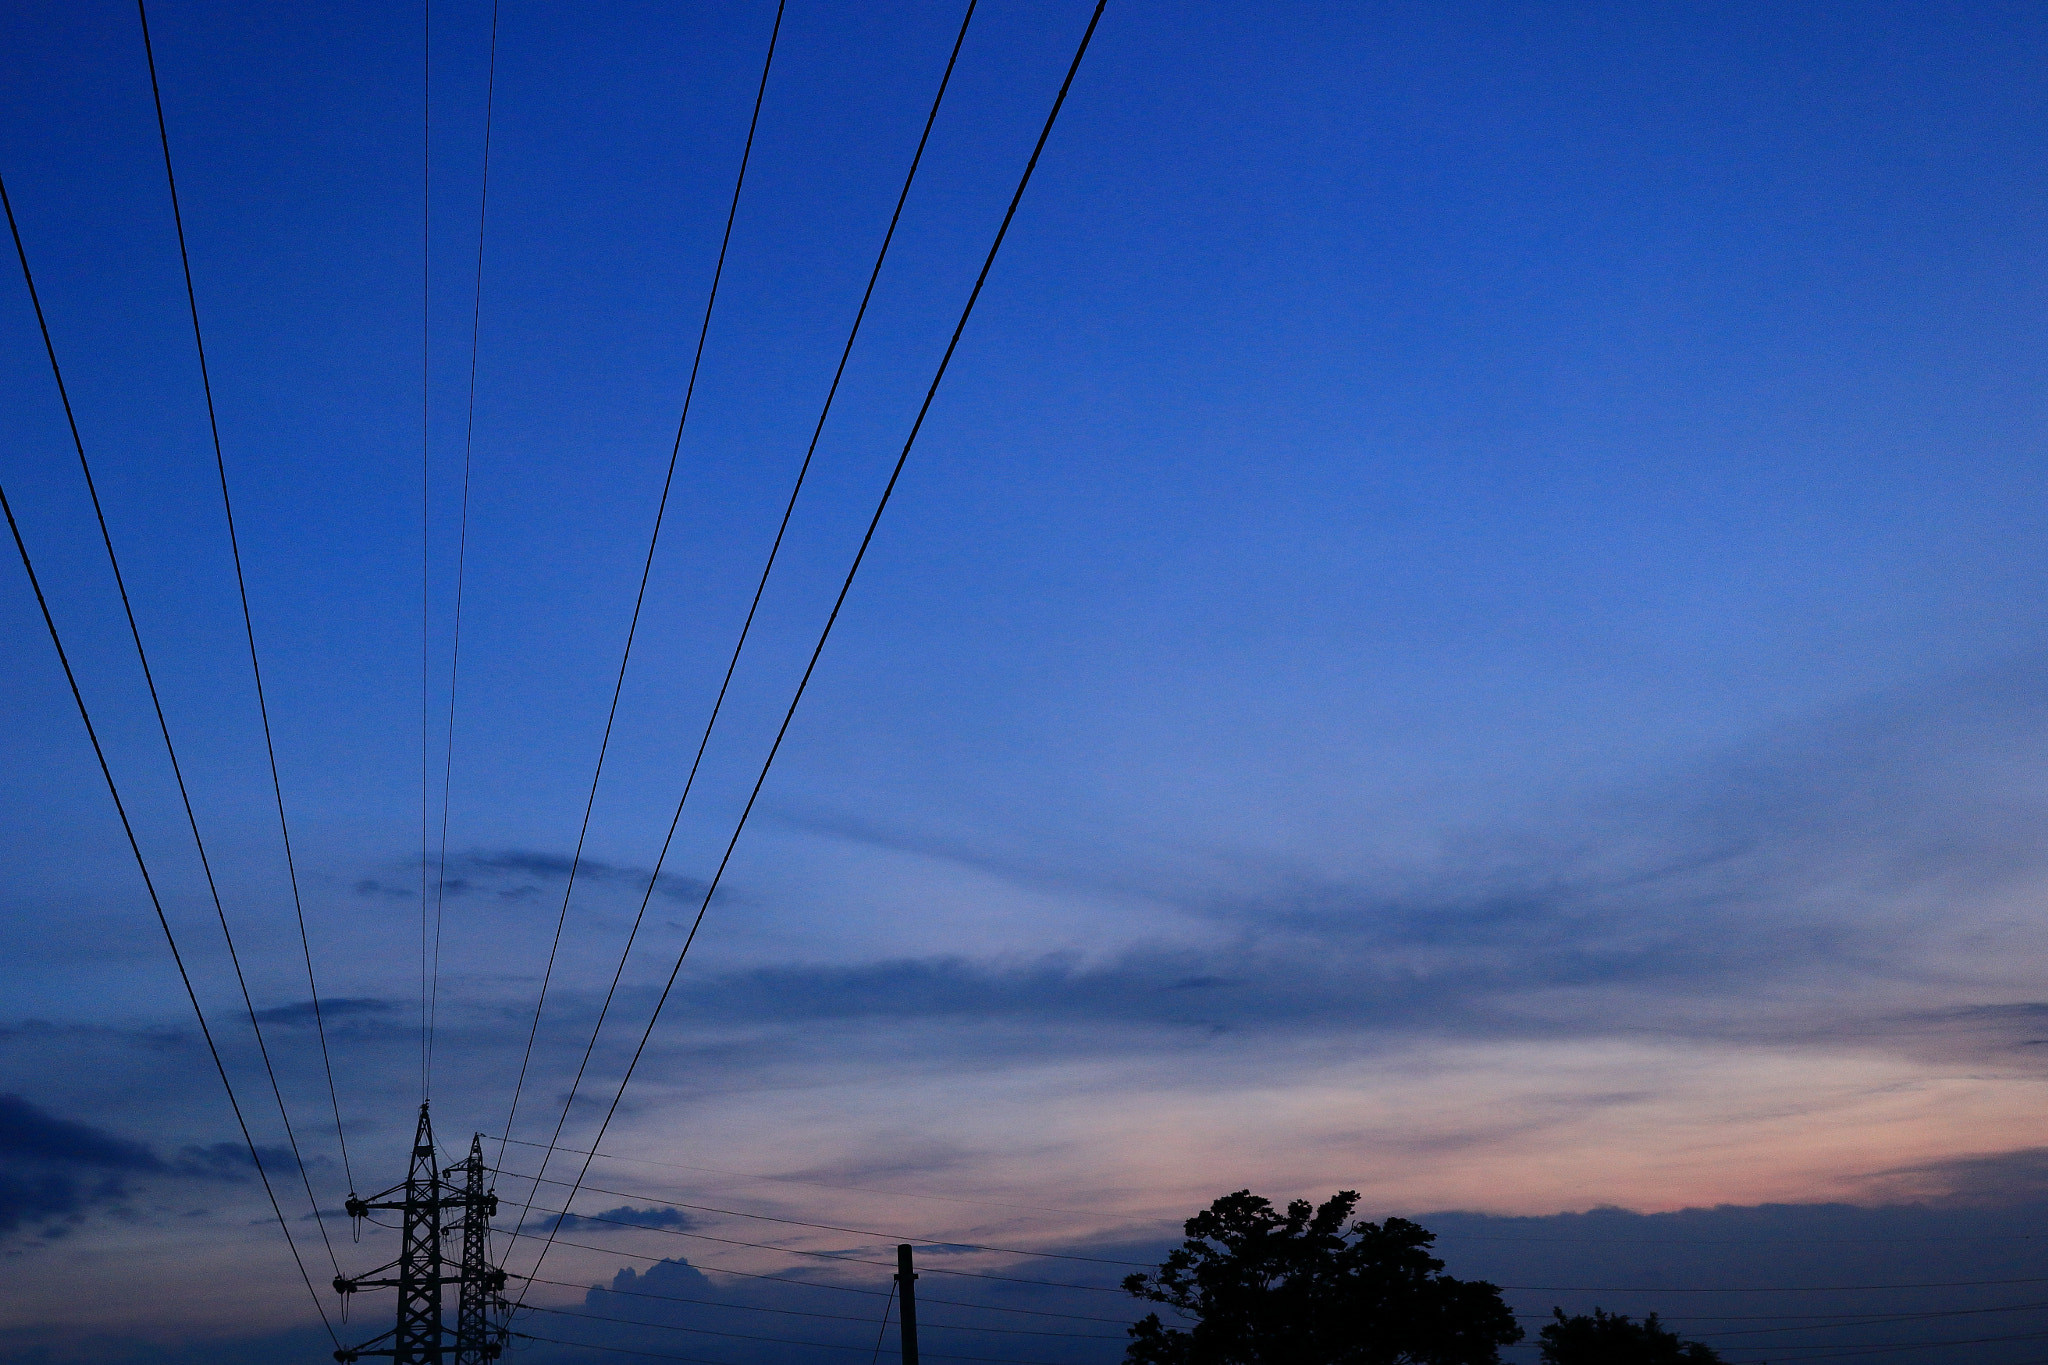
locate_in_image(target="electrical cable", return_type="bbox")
[868,1279,897,1365]
[497,1195,1127,1292]
[10,4,359,1283]
[1446,1230,2042,1246]
[524,1305,1098,1365]
[132,0,355,1195]
[1512,1301,2048,1323]
[0,171,337,1347]
[1706,1327,2048,1359]
[1721,1357,2048,1365]
[527,1219,2048,1326]
[486,1135,1139,1219]
[1724,1358,2048,1365]
[510,0,1111,1309]
[525,1232,888,1292]
[500,1142,2025,1241]
[525,1222,2048,1338]
[1691,1302,2048,1339]
[501,1233,1137,1324]
[523,1274,1121,1338]
[512,1333,737,1365]
[497,0,788,1177]
[419,0,433,1104]
[1500,1276,2048,1293]
[505,0,979,1273]
[427,0,502,1101]
[516,1276,919,1330]
[496,1167,1149,1265]
[514,1193,2048,1301]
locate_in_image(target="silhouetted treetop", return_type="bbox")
[1538,1307,1724,1364]
[1122,1189,1524,1365]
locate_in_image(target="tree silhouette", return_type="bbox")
[1537,1308,1724,1363]
[1122,1190,1524,1365]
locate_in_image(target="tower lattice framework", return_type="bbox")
[334,1105,506,1363]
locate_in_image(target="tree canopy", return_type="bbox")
[1537,1308,1724,1364]
[1122,1190,1524,1365]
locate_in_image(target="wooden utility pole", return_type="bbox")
[896,1244,920,1365]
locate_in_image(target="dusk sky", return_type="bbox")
[3,2,2048,1363]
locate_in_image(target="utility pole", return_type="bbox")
[896,1243,920,1365]
[334,1105,506,1363]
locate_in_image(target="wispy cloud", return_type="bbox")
[455,850,711,905]
[545,1203,696,1234]
[249,998,397,1026]
[1861,1145,2048,1204]
[707,659,2048,1067]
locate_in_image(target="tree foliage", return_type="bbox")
[1537,1308,1724,1364]
[1122,1190,1524,1365]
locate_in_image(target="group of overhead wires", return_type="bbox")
[395,0,1116,1331]
[0,0,1111,1356]
[0,0,362,1346]
[421,0,501,1108]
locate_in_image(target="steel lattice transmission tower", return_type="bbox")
[334,1105,507,1363]
[450,1133,506,1365]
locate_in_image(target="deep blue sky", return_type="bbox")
[2,1,2046,1360]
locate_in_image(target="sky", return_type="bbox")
[1,0,2047,1362]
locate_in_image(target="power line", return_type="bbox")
[497,0,788,1183]
[497,1195,1127,1293]
[1478,1230,2046,1245]
[524,1305,1101,1365]
[1513,1302,2048,1323]
[511,1210,2048,1313]
[513,0,1111,1307]
[0,170,336,1347]
[496,1167,1150,1266]
[419,0,433,1104]
[1707,1302,2048,1324]
[515,1276,935,1331]
[1721,1356,2048,1365]
[131,0,354,1195]
[1692,1302,2048,1340]
[1707,1328,2048,1359]
[495,1136,2035,1247]
[508,0,978,1278]
[1501,1276,2048,1293]
[528,1225,2048,1337]
[427,0,502,1100]
[513,1331,740,1365]
[22,0,358,1283]
[515,1233,1138,1325]
[486,1135,1137,1220]
[535,1232,888,1292]
[869,1280,897,1365]
[523,1274,1123,1339]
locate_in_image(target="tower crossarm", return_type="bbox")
[336,1114,509,1364]
[346,1194,471,1215]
